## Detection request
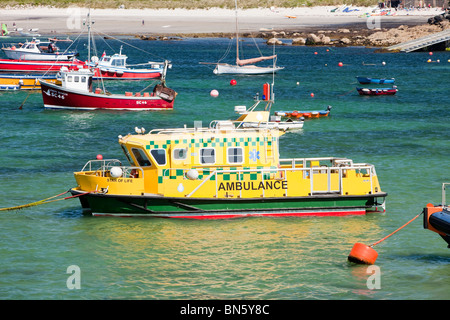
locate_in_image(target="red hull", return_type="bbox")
[0,59,85,73]
[40,81,174,110]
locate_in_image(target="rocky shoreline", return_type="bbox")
[137,19,450,50]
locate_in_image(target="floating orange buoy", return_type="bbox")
[314,52,318,55]
[210,89,219,97]
[96,154,103,160]
[429,51,433,55]
[230,79,237,86]
[348,211,423,265]
[348,242,378,265]
[310,93,315,97]
[338,62,343,67]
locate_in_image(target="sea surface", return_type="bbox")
[0,34,449,302]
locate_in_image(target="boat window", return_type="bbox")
[67,76,72,82]
[131,148,152,167]
[112,59,125,67]
[121,145,133,165]
[200,148,215,164]
[74,76,79,83]
[227,147,243,164]
[173,148,188,160]
[150,149,166,166]
[81,76,86,83]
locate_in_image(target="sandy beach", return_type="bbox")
[0,6,445,36]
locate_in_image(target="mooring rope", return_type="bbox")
[369,210,424,247]
[0,190,91,212]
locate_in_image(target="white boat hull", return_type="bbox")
[241,121,304,131]
[214,63,284,75]
[2,49,75,61]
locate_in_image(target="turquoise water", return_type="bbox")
[0,36,449,301]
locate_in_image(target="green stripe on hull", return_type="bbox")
[72,189,386,218]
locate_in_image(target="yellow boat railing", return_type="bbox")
[79,159,144,179]
[162,157,378,198]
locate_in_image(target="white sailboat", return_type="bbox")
[212,0,284,75]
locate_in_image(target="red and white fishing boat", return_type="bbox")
[0,58,85,73]
[89,48,167,80]
[39,62,176,110]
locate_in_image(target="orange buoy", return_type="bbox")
[263,83,270,101]
[348,242,378,265]
[338,62,343,67]
[230,79,237,86]
[348,211,423,265]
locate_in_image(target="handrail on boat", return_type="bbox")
[161,159,377,198]
[442,183,450,207]
[79,159,144,179]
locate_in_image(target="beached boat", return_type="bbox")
[274,105,332,119]
[356,76,395,85]
[423,183,450,247]
[204,0,283,75]
[89,47,167,80]
[357,87,398,96]
[0,74,60,90]
[1,38,77,61]
[69,102,387,219]
[226,83,304,131]
[39,62,176,110]
[0,58,85,73]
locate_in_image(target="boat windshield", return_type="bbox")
[112,59,125,67]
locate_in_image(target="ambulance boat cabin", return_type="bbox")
[70,123,387,218]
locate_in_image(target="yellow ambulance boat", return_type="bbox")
[70,105,387,219]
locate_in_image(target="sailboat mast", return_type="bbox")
[87,12,91,62]
[235,0,239,65]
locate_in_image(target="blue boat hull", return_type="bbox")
[424,207,450,247]
[356,76,395,84]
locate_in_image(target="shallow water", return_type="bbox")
[0,35,449,300]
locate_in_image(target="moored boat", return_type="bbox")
[40,62,176,110]
[0,58,85,73]
[89,47,168,80]
[0,74,60,90]
[423,183,450,247]
[227,83,304,131]
[203,0,283,75]
[356,76,395,85]
[274,105,332,119]
[1,38,77,61]
[69,111,387,219]
[357,87,398,96]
